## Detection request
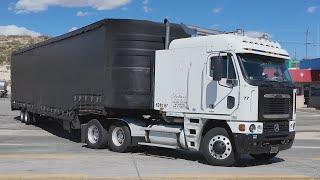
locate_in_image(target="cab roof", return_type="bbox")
[169,33,290,59]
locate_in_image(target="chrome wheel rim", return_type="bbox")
[112,127,125,146]
[88,125,100,144]
[208,135,232,160]
[24,113,28,122]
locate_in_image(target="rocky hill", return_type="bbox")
[0,35,49,65]
[0,35,49,96]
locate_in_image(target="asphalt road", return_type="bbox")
[0,98,319,180]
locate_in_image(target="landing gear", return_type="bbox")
[201,127,238,166]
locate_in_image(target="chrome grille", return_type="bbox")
[263,94,291,119]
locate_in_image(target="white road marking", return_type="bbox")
[0,130,54,136]
[295,132,320,140]
[293,146,320,149]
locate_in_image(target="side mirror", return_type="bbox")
[226,79,238,86]
[211,56,223,81]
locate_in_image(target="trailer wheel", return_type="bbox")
[19,110,25,122]
[85,119,108,149]
[108,122,131,153]
[250,153,278,161]
[24,112,33,125]
[200,127,238,166]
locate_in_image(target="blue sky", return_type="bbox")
[0,0,319,60]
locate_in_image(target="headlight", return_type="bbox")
[289,121,296,132]
[249,124,256,133]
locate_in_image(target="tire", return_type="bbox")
[108,122,132,153]
[20,110,25,122]
[24,112,33,125]
[85,119,108,149]
[251,153,278,161]
[200,127,239,166]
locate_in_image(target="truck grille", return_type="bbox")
[264,121,289,137]
[262,94,291,119]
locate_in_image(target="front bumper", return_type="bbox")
[233,132,295,154]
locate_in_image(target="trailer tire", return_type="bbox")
[108,122,131,153]
[85,119,108,149]
[24,112,33,125]
[200,127,238,166]
[250,153,278,161]
[19,110,25,122]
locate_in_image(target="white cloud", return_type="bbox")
[76,10,89,16]
[212,8,222,14]
[307,6,317,13]
[141,0,151,13]
[0,25,41,37]
[245,31,272,39]
[143,5,151,13]
[14,0,131,13]
[69,27,78,32]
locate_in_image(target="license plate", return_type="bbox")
[270,146,279,153]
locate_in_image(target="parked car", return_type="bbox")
[0,80,7,98]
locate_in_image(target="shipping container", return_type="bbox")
[299,58,320,70]
[289,69,312,83]
[311,70,320,81]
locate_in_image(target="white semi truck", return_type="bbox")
[11,19,296,166]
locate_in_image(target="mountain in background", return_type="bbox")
[0,35,49,65]
[0,35,49,95]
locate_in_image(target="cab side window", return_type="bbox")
[210,55,236,79]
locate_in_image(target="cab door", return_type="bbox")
[202,53,240,115]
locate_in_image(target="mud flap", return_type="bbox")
[81,123,88,143]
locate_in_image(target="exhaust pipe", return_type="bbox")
[164,18,170,49]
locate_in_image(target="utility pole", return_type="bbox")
[305,28,309,60]
[318,25,320,57]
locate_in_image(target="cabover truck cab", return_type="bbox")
[153,33,296,165]
[11,19,296,166]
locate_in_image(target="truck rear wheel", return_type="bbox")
[200,127,238,166]
[251,153,278,161]
[85,119,108,149]
[108,122,131,153]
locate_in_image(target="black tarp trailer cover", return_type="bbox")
[11,19,189,123]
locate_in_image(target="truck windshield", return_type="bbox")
[238,54,292,83]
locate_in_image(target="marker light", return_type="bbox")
[239,124,245,131]
[249,124,256,133]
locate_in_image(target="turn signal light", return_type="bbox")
[239,124,245,131]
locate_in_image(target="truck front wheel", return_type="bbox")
[85,119,108,149]
[250,153,278,161]
[108,122,131,153]
[200,127,238,166]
